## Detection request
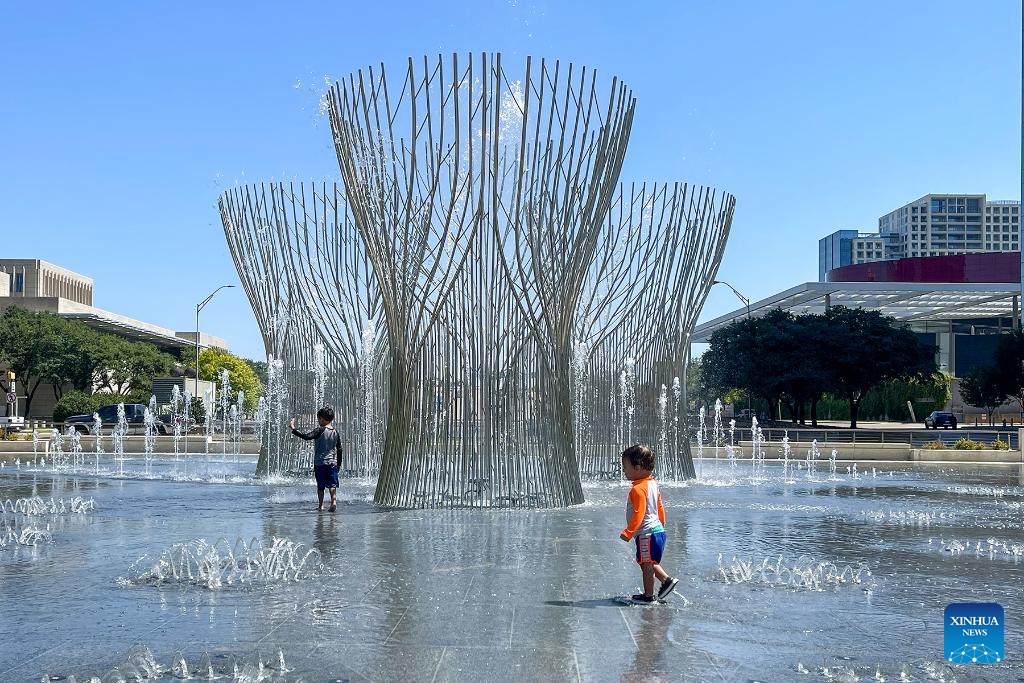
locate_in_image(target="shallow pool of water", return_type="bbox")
[0,458,1021,681]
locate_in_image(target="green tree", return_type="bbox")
[700,305,937,428]
[858,371,951,422]
[93,337,175,395]
[194,348,263,413]
[822,306,936,428]
[991,330,1024,408]
[700,313,764,412]
[776,312,832,426]
[52,390,100,423]
[243,358,268,390]
[701,309,831,424]
[50,320,106,395]
[0,307,72,415]
[959,365,1007,424]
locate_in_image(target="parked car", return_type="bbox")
[64,403,167,435]
[924,410,957,430]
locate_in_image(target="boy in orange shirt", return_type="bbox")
[619,444,678,603]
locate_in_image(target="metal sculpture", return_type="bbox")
[220,52,734,507]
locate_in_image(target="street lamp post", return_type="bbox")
[195,285,234,396]
[711,279,750,318]
[711,279,753,419]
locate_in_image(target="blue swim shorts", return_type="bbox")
[635,531,666,565]
[314,463,339,490]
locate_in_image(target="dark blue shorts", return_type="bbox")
[635,531,666,565]
[314,464,339,490]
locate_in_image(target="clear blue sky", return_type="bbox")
[2,1,1020,361]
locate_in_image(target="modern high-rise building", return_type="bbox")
[819,194,1020,281]
[818,230,885,281]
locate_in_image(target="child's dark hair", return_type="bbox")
[622,444,655,471]
[316,406,335,423]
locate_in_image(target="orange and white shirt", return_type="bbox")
[621,476,666,540]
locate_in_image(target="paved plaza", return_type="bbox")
[0,460,1022,681]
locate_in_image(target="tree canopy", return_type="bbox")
[700,306,937,427]
[0,305,177,414]
[195,347,263,413]
[958,365,1007,423]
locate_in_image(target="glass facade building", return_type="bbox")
[819,194,1020,281]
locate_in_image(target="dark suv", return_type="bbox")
[64,404,167,435]
[924,411,957,429]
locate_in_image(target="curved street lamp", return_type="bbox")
[195,285,234,395]
[711,279,753,419]
[711,279,751,318]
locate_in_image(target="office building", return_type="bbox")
[819,194,1020,281]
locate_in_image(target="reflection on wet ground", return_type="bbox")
[0,459,1021,681]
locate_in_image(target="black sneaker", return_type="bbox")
[657,577,679,600]
[631,593,656,604]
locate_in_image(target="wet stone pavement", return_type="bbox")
[0,458,1022,682]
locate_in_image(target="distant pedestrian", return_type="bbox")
[619,444,678,603]
[289,406,343,512]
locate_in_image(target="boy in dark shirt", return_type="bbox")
[289,406,343,512]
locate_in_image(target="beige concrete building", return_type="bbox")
[0,259,94,305]
[0,259,229,418]
[878,194,1020,259]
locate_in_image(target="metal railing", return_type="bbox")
[701,427,1019,450]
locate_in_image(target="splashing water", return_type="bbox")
[806,439,820,480]
[122,537,324,589]
[182,390,193,477]
[571,338,591,466]
[726,418,737,468]
[68,426,83,469]
[170,384,182,462]
[671,377,682,471]
[50,428,64,469]
[657,385,669,464]
[113,403,128,476]
[144,396,157,476]
[312,341,326,412]
[781,431,792,481]
[712,398,723,461]
[618,358,636,446]
[218,368,233,469]
[92,412,103,473]
[713,553,873,591]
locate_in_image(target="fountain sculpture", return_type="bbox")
[220,53,734,507]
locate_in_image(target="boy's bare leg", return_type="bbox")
[329,488,338,511]
[653,564,669,582]
[317,488,325,511]
[640,563,656,597]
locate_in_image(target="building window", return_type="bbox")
[13,273,23,293]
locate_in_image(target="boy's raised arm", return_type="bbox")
[291,425,325,441]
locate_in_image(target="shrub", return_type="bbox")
[990,438,1010,451]
[52,391,103,423]
[921,440,947,450]
[123,389,155,406]
[952,437,986,450]
[52,390,157,423]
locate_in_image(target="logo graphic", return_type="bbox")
[945,603,1003,663]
